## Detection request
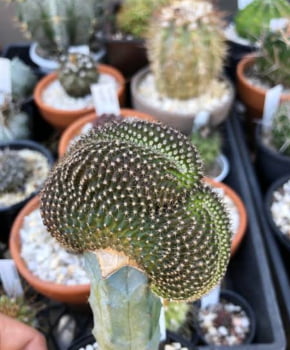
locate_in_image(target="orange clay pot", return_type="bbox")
[58,108,156,157]
[204,178,247,256]
[9,196,90,304]
[237,55,290,119]
[34,64,126,130]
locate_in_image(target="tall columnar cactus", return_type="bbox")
[235,0,290,42]
[147,0,227,100]
[41,120,231,350]
[6,0,104,55]
[270,102,290,156]
[0,149,30,193]
[256,23,290,88]
[58,53,99,98]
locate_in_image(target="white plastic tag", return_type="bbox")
[238,0,254,10]
[159,304,166,341]
[192,110,210,132]
[69,45,90,55]
[270,18,289,31]
[201,285,221,309]
[262,85,283,132]
[0,260,24,297]
[91,83,120,116]
[0,58,12,95]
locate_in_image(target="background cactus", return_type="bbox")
[147,0,227,100]
[6,0,104,55]
[41,120,231,350]
[235,0,290,42]
[269,102,290,156]
[0,149,31,194]
[255,23,290,88]
[58,53,99,98]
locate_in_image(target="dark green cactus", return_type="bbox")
[270,102,290,156]
[0,149,30,194]
[256,24,290,88]
[58,53,99,98]
[235,0,290,42]
[41,120,231,350]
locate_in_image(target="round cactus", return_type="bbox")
[235,0,290,42]
[41,120,231,301]
[256,24,290,88]
[270,102,290,156]
[147,0,227,100]
[58,53,99,98]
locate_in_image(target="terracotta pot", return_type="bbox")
[9,196,90,304]
[237,55,290,119]
[34,64,126,130]
[58,108,156,157]
[131,67,235,135]
[204,178,248,256]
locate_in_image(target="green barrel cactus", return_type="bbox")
[41,120,231,350]
[147,0,227,100]
[256,24,290,88]
[235,0,290,42]
[0,149,31,194]
[58,53,99,98]
[270,102,290,156]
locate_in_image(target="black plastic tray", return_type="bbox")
[231,113,290,347]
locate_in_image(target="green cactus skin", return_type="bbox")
[235,0,290,42]
[0,149,30,194]
[58,53,99,98]
[0,295,36,326]
[8,0,104,55]
[256,25,290,88]
[147,0,227,100]
[116,0,169,39]
[85,252,162,350]
[270,102,290,156]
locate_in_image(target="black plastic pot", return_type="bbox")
[0,140,54,243]
[265,174,290,251]
[255,125,290,189]
[196,289,256,346]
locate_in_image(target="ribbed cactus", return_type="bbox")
[7,0,104,55]
[256,24,290,87]
[147,0,227,99]
[41,120,231,350]
[0,149,30,194]
[58,53,99,98]
[270,102,290,156]
[116,0,168,39]
[235,0,290,41]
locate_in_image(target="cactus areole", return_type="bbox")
[41,120,231,349]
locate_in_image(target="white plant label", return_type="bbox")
[192,110,210,132]
[0,58,12,95]
[238,0,254,10]
[0,260,24,297]
[159,304,166,341]
[91,83,120,116]
[201,284,221,309]
[262,84,283,132]
[69,45,90,55]
[270,18,289,31]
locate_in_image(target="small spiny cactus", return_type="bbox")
[0,295,36,326]
[235,0,290,42]
[147,0,227,100]
[256,23,290,88]
[58,53,99,98]
[0,149,30,194]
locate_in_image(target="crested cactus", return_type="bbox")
[58,53,99,98]
[235,0,290,42]
[269,101,290,156]
[147,0,227,100]
[0,149,30,194]
[41,120,231,350]
[6,0,104,55]
[256,23,290,87]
